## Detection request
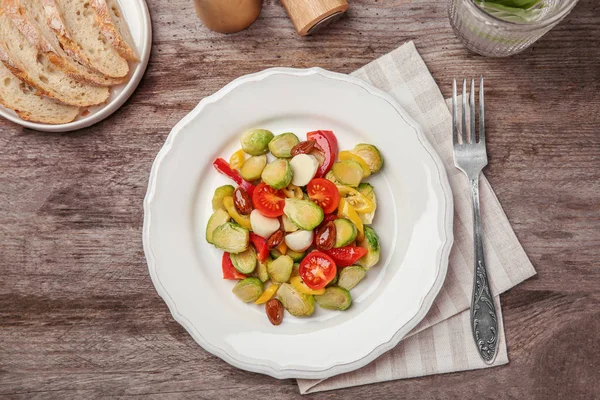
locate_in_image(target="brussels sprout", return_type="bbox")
[332,160,364,187]
[206,209,230,244]
[232,277,263,303]
[351,144,383,173]
[240,129,274,156]
[339,150,371,177]
[287,250,305,262]
[338,266,367,290]
[358,226,380,268]
[230,247,257,274]
[333,218,357,248]
[283,198,324,231]
[325,170,342,185]
[212,222,249,254]
[315,287,352,311]
[212,185,235,211]
[268,132,300,158]
[240,155,267,181]
[357,183,377,225]
[267,255,294,283]
[261,159,293,190]
[282,214,299,233]
[277,283,315,317]
[256,258,270,282]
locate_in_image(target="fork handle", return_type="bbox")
[469,174,498,364]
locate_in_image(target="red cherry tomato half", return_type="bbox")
[307,130,338,178]
[324,246,368,267]
[252,182,286,218]
[222,253,247,280]
[307,178,340,214]
[299,251,337,290]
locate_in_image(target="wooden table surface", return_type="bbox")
[1,0,599,398]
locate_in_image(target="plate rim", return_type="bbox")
[0,0,152,133]
[143,67,454,380]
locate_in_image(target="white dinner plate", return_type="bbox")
[0,0,152,132]
[143,67,453,380]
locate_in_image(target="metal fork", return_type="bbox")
[452,77,498,364]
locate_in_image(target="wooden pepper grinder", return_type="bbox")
[281,0,349,36]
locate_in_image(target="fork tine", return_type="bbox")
[470,78,476,145]
[462,79,467,144]
[479,77,485,144]
[452,78,458,147]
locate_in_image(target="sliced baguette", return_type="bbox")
[90,0,138,61]
[43,0,129,79]
[0,9,110,107]
[3,0,124,86]
[0,56,79,124]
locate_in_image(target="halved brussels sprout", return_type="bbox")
[327,271,339,287]
[282,214,299,232]
[240,129,274,156]
[338,266,367,290]
[230,247,257,274]
[206,209,230,244]
[212,185,235,211]
[325,170,342,185]
[212,222,249,254]
[351,144,383,173]
[267,255,294,283]
[357,183,377,225]
[268,132,300,158]
[334,218,358,248]
[314,287,352,311]
[277,283,315,316]
[332,160,364,187]
[240,155,267,181]
[339,150,371,177]
[262,159,293,190]
[256,258,270,282]
[287,250,305,262]
[232,277,264,303]
[283,198,324,231]
[358,226,380,268]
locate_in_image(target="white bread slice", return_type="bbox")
[43,0,129,79]
[0,9,110,107]
[90,0,138,61]
[3,0,124,86]
[0,55,79,124]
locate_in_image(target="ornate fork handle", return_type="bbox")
[469,175,498,364]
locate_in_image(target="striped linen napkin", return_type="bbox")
[297,41,536,394]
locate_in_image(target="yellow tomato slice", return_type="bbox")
[336,185,375,214]
[339,151,371,177]
[290,276,326,295]
[229,149,245,170]
[337,198,364,236]
[255,284,279,304]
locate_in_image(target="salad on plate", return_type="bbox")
[205,129,383,325]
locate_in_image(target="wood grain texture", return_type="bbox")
[280,0,348,35]
[1,0,599,398]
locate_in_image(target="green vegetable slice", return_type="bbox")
[338,266,367,290]
[333,218,357,248]
[277,283,315,316]
[240,129,274,155]
[211,222,249,254]
[268,132,300,158]
[206,209,230,244]
[212,185,235,211]
[283,198,324,231]
[232,278,263,303]
[315,287,352,311]
[230,247,257,274]
[261,159,293,190]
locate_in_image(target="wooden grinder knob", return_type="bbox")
[280,0,349,36]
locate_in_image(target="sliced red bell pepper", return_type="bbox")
[213,158,256,196]
[324,246,368,267]
[249,233,269,263]
[307,130,338,178]
[222,252,247,280]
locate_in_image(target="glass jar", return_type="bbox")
[448,0,579,57]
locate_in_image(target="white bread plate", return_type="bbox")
[0,0,151,132]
